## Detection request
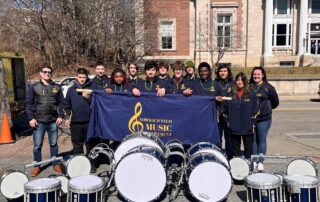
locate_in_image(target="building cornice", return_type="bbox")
[211,2,239,8]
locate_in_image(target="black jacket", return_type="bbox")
[194,78,221,96]
[64,80,92,123]
[91,75,110,90]
[167,77,193,94]
[26,80,65,122]
[252,82,279,122]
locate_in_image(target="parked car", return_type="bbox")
[59,75,94,97]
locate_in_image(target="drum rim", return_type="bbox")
[122,132,166,151]
[286,157,318,177]
[0,170,29,199]
[114,147,167,202]
[25,178,61,193]
[187,152,226,169]
[66,155,91,177]
[284,175,320,188]
[245,173,281,189]
[192,149,230,168]
[186,161,233,202]
[229,157,251,181]
[187,142,221,155]
[68,175,105,193]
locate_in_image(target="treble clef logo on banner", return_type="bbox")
[128,102,144,132]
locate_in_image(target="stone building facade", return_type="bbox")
[139,0,320,68]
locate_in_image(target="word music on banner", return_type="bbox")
[87,90,220,145]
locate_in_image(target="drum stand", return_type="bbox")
[88,143,115,199]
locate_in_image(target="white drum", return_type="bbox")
[66,155,91,178]
[186,152,232,202]
[68,175,104,202]
[187,142,229,168]
[0,170,28,199]
[114,132,165,163]
[286,158,318,177]
[115,146,166,202]
[56,176,68,195]
[24,178,61,202]
[229,157,251,181]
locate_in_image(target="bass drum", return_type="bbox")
[186,152,232,202]
[229,157,251,181]
[0,170,28,199]
[114,131,165,163]
[115,146,166,202]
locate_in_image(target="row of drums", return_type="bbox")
[0,131,319,202]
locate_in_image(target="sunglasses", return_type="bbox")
[42,71,52,74]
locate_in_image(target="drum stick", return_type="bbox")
[25,156,63,169]
[76,89,93,94]
[221,96,232,101]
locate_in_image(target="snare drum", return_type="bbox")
[186,152,232,202]
[229,157,251,181]
[68,175,104,202]
[25,178,61,202]
[115,146,166,202]
[286,158,318,177]
[188,142,229,168]
[0,170,28,199]
[166,139,185,167]
[274,173,285,202]
[65,155,91,178]
[284,175,319,202]
[114,131,165,163]
[245,173,281,202]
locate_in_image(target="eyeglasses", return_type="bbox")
[42,71,52,75]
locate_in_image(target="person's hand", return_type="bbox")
[82,91,91,99]
[183,88,193,96]
[216,96,223,102]
[105,88,112,94]
[132,88,141,96]
[64,120,70,128]
[56,117,63,126]
[29,119,38,128]
[157,88,166,97]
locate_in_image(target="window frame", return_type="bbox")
[158,19,176,51]
[273,0,292,15]
[216,13,233,49]
[310,0,320,14]
[272,23,292,47]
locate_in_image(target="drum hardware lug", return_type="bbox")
[290,183,301,194]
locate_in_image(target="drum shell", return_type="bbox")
[25,178,61,193]
[0,170,28,199]
[25,178,61,202]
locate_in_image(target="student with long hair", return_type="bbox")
[105,68,131,94]
[249,66,279,171]
[223,72,259,159]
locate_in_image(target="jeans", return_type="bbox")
[218,120,233,160]
[33,122,58,165]
[253,119,272,162]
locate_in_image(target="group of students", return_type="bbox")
[26,60,279,177]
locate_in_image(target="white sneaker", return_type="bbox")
[253,162,258,170]
[257,162,264,171]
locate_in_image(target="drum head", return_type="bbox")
[56,176,68,194]
[67,156,91,178]
[114,137,163,163]
[0,171,28,199]
[68,175,104,193]
[245,173,280,189]
[25,178,60,193]
[188,162,232,202]
[229,157,250,181]
[115,152,166,202]
[287,158,317,177]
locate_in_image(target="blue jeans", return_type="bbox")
[33,122,58,166]
[253,119,272,162]
[218,120,233,160]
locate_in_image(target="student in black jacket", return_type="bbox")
[215,65,234,160]
[128,63,143,88]
[105,68,131,93]
[91,62,110,90]
[250,66,279,171]
[223,72,259,159]
[64,68,92,155]
[167,61,193,95]
[184,60,199,84]
[157,61,172,88]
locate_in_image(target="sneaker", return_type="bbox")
[257,163,264,171]
[31,167,41,177]
[53,165,62,173]
[253,162,258,170]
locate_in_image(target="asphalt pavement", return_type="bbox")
[0,94,320,202]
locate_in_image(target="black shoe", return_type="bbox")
[90,165,97,173]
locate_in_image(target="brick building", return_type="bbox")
[137,0,320,68]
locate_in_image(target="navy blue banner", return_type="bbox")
[87,90,220,145]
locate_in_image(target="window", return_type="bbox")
[280,61,294,67]
[217,14,232,48]
[312,0,320,14]
[272,24,292,47]
[274,0,292,15]
[160,21,173,50]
